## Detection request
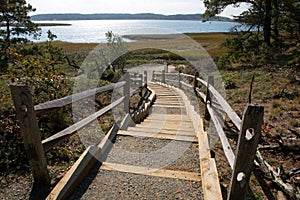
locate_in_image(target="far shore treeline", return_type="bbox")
[31,13,231,21]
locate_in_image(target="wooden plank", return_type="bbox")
[196,77,208,87]
[227,104,264,200]
[155,99,183,102]
[118,130,197,142]
[155,94,180,97]
[181,73,194,78]
[131,86,156,124]
[144,71,147,84]
[119,113,133,130]
[100,162,201,182]
[47,123,119,200]
[184,92,223,200]
[181,81,193,89]
[139,121,194,128]
[34,81,125,113]
[46,146,97,200]
[196,88,207,102]
[124,72,130,113]
[127,127,195,136]
[197,122,211,160]
[207,104,235,169]
[10,85,51,194]
[156,93,178,96]
[135,120,194,132]
[144,119,191,124]
[208,85,242,130]
[42,96,124,152]
[205,76,214,120]
[138,120,193,127]
[152,105,185,109]
[148,114,189,119]
[155,101,183,104]
[200,158,223,200]
[152,94,180,97]
[155,98,182,101]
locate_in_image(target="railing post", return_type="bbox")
[135,73,138,86]
[124,72,130,113]
[162,70,166,83]
[10,84,50,193]
[204,76,214,120]
[227,104,264,200]
[152,70,155,81]
[144,71,147,85]
[178,71,182,89]
[139,74,143,87]
[194,71,199,91]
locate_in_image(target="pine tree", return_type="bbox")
[0,0,39,71]
[204,0,300,67]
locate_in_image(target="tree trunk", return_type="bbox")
[264,0,272,46]
[273,0,280,46]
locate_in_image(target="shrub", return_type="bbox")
[223,75,237,89]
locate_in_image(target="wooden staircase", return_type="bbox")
[68,82,207,199]
[118,83,197,143]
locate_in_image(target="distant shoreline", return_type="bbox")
[31,13,232,22]
[36,23,72,27]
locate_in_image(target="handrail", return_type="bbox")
[130,83,147,97]
[208,85,242,130]
[196,77,208,86]
[180,73,194,78]
[152,70,264,200]
[42,96,125,152]
[34,81,126,113]
[180,81,193,89]
[154,72,240,129]
[206,104,235,169]
[10,70,148,191]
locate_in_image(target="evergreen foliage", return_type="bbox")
[0,0,40,71]
[204,0,300,67]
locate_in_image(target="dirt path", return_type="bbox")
[127,63,177,82]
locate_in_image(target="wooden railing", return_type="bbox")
[153,70,264,200]
[10,71,150,195]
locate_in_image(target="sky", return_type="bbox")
[27,0,249,19]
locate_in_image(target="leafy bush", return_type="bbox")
[0,34,74,173]
[0,108,28,173]
[223,75,237,89]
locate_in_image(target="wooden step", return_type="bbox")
[128,127,195,136]
[100,162,201,182]
[140,120,194,128]
[152,105,185,109]
[118,130,197,142]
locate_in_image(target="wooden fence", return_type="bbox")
[10,71,150,197]
[153,70,264,200]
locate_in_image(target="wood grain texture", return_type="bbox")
[34,81,125,113]
[100,162,201,181]
[227,104,264,200]
[10,84,50,190]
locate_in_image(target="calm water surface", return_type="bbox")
[34,20,242,43]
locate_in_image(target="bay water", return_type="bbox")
[34,20,242,43]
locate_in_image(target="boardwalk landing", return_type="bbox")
[69,83,204,199]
